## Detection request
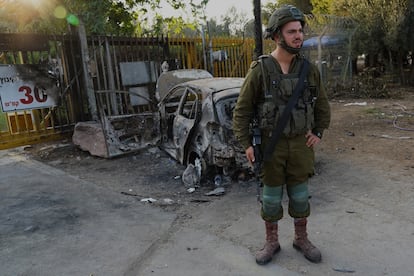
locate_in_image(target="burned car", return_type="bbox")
[157,74,247,179]
[81,69,248,182]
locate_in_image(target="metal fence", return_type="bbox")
[303,15,358,85]
[1,26,354,150]
[0,32,262,149]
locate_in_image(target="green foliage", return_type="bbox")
[305,0,413,84]
[268,0,312,13]
[0,0,209,36]
[207,19,231,37]
[220,6,251,37]
[106,1,137,35]
[148,15,198,36]
[310,0,332,14]
[0,0,61,33]
[332,0,413,79]
[202,4,254,37]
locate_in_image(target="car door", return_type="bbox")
[96,89,161,158]
[171,87,200,164]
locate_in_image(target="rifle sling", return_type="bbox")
[263,59,310,161]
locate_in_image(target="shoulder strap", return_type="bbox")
[259,55,278,97]
[263,59,310,162]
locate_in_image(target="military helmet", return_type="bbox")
[264,5,305,40]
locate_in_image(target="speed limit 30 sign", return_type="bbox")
[0,65,57,112]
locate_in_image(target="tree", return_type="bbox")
[220,7,251,37]
[333,0,413,84]
[0,0,210,36]
[0,0,62,32]
[204,5,252,38]
[206,18,231,37]
[149,14,198,36]
[310,0,333,14]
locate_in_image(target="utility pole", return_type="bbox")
[253,0,263,60]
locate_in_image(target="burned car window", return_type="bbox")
[179,90,198,120]
[214,89,239,130]
[164,87,186,113]
[162,87,187,140]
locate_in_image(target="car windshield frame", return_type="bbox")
[213,88,240,130]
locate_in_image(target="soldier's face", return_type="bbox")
[279,21,304,49]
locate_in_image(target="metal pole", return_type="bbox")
[78,21,98,121]
[104,37,118,115]
[253,0,263,60]
[201,26,208,71]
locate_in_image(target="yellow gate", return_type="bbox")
[0,33,85,150]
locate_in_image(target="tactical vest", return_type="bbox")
[257,55,318,137]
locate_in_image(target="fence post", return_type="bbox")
[253,0,263,60]
[78,21,98,121]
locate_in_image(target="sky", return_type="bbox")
[158,0,272,23]
[204,0,256,20]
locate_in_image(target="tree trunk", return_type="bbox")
[397,51,405,85]
[388,49,394,73]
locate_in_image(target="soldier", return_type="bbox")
[233,5,331,265]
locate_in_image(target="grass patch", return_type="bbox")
[365,107,382,114]
[364,108,389,119]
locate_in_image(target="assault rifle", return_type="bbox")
[251,117,263,204]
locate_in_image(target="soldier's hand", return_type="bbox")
[245,146,255,165]
[305,130,321,148]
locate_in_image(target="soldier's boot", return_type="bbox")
[255,221,281,265]
[293,218,322,263]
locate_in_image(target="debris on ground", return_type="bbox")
[162,198,174,204]
[344,102,367,106]
[204,187,225,196]
[213,174,222,187]
[182,163,200,188]
[369,134,412,140]
[140,198,157,203]
[332,267,356,273]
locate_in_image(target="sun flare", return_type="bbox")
[22,0,46,7]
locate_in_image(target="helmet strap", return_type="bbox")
[277,31,302,54]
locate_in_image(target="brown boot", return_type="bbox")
[293,218,322,263]
[255,221,281,265]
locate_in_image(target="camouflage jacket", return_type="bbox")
[233,54,331,150]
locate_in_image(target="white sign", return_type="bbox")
[0,65,57,112]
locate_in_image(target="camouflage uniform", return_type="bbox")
[233,4,331,264]
[233,48,330,265]
[234,53,330,216]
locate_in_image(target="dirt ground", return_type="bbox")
[21,86,414,275]
[319,87,414,178]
